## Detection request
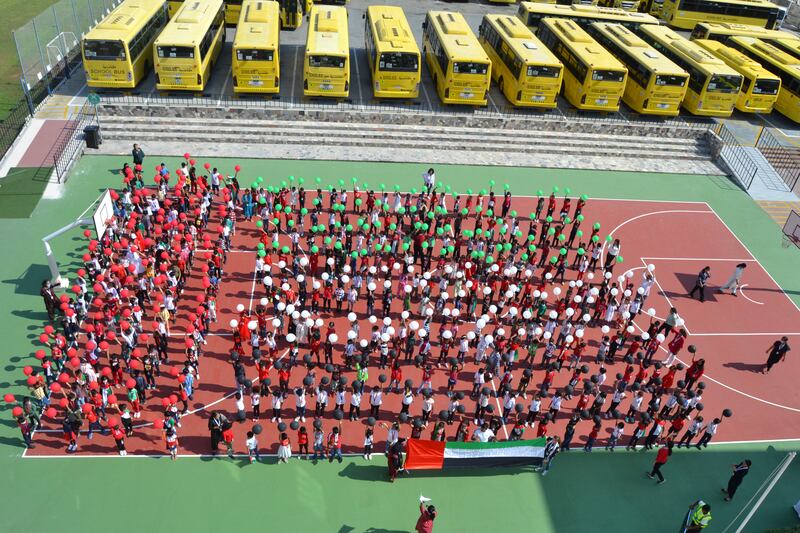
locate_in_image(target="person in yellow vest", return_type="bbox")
[684,500,712,532]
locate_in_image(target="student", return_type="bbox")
[222,424,235,458]
[646,441,673,484]
[311,424,325,461]
[165,426,178,460]
[277,432,291,464]
[363,427,374,460]
[246,431,260,463]
[112,423,127,456]
[327,422,343,463]
[251,386,261,422]
[297,426,309,460]
[606,422,624,452]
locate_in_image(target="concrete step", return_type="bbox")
[100,114,703,147]
[102,130,710,160]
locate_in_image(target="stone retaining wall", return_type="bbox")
[99,104,711,140]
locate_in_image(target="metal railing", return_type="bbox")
[715,123,758,190]
[0,99,31,162]
[755,127,800,192]
[98,92,714,131]
[49,102,98,183]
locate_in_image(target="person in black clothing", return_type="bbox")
[764,337,790,373]
[40,279,58,321]
[688,266,711,302]
[208,411,227,454]
[722,459,751,501]
[132,143,145,166]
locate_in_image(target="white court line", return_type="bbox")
[630,319,800,413]
[639,258,687,334]
[704,203,800,316]
[247,263,258,313]
[738,284,764,306]
[641,257,757,262]
[487,378,509,440]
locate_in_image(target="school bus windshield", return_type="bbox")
[309,55,346,68]
[707,74,742,93]
[454,62,489,75]
[84,40,126,60]
[379,52,418,72]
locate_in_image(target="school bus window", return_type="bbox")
[309,55,346,68]
[379,53,418,72]
[158,45,194,58]
[656,74,686,86]
[84,40,126,60]
[592,70,624,82]
[237,49,274,61]
[753,78,779,94]
[707,74,741,92]
[528,65,560,78]
[454,62,489,75]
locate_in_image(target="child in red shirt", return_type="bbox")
[297,427,309,459]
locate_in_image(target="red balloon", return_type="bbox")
[83,229,91,238]
[178,375,186,384]
[125,378,136,389]
[26,376,37,386]
[234,165,241,172]
[69,357,81,369]
[130,360,142,371]
[107,394,118,405]
[57,373,70,384]
[81,403,93,414]
[184,152,191,160]
[161,397,171,408]
[169,394,178,404]
[44,325,55,334]
[11,406,23,417]
[23,366,33,376]
[203,163,211,170]
[169,367,179,377]
[184,338,194,348]
[88,381,100,391]
[153,418,165,429]
[58,398,69,408]
[35,349,46,360]
[45,407,57,418]
[4,393,15,403]
[49,383,62,393]
[189,159,196,166]
[86,341,97,351]
[101,367,112,377]
[39,334,49,344]
[107,417,119,427]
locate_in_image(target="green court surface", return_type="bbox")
[1,155,799,532]
[0,167,50,218]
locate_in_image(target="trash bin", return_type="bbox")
[84,125,102,149]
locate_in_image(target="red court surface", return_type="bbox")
[25,196,800,457]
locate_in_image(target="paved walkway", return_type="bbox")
[756,200,800,227]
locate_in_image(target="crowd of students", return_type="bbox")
[9,154,732,468]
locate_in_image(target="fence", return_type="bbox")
[12,0,123,96]
[0,99,32,162]
[51,102,98,183]
[755,128,800,193]
[98,92,715,131]
[715,124,759,190]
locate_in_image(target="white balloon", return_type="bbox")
[441,292,449,300]
[497,328,506,336]
[328,334,338,343]
[543,331,552,340]
[367,282,376,291]
[360,339,369,348]
[286,304,295,314]
[647,264,656,272]
[476,319,486,329]
[656,334,666,342]
[465,280,473,288]
[387,326,395,336]
[523,310,532,320]
[418,329,427,337]
[545,273,553,280]
[297,275,305,283]
[524,269,533,278]
[452,309,460,317]
[300,257,309,267]
[260,297,268,306]
[604,272,613,280]
[369,266,377,274]
[315,318,323,327]
[576,280,584,287]
[321,272,330,281]
[423,272,431,280]
[647,308,656,317]
[409,321,420,331]
[407,266,415,273]
[393,262,401,271]
[549,311,557,319]
[565,335,574,344]
[553,287,562,296]
[443,330,453,339]
[381,266,388,273]
[618,275,625,284]
[291,311,300,320]
[601,325,610,334]
[509,307,518,316]
[566,308,575,317]
[590,288,600,296]
[518,328,526,337]
[305,318,314,327]
[263,276,273,287]
[465,262,472,269]
[369,315,377,324]
[282,283,290,291]
[503,268,511,277]
[587,297,595,304]
[442,308,451,317]
[510,266,518,276]
[483,286,492,296]
[587,273,595,280]
[277,302,286,311]
[229,319,238,328]
[491,264,500,272]
[401,311,410,319]
[313,281,321,290]
[381,333,391,342]
[626,325,635,333]
[326,258,334,266]
[343,265,351,273]
[458,290,466,298]
[348,312,357,322]
[583,314,591,322]
[341,275,350,284]
[347,330,357,340]
[286,333,296,343]
[272,318,281,327]
[302,311,310,319]
[637,287,645,295]
[467,331,476,340]
[383,317,392,326]
[574,295,583,303]
[676,318,685,327]
[278,261,287,269]
[425,308,434,317]
[404,285,412,293]
[624,290,631,297]
[420,279,428,288]
[568,280,576,288]
[505,290,514,299]
[533,290,541,298]
[383,280,392,289]
[236,304,245,312]
[445,265,453,274]
[575,329,585,338]
[485,335,494,344]
[541,292,548,300]
[625,270,634,279]
[610,288,619,296]
[534,327,543,336]
[622,311,631,320]
[641,332,650,340]
[489,305,498,314]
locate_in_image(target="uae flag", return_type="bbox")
[404,438,547,470]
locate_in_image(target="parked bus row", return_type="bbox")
[81,0,800,121]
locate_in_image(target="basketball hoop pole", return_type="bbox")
[43,217,93,288]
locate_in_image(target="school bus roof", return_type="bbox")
[770,37,800,60]
[427,11,490,63]
[367,6,418,54]
[591,22,686,75]
[233,0,279,50]
[483,14,561,66]
[154,0,223,47]
[542,18,625,71]
[694,38,780,81]
[84,0,166,42]
[307,5,348,56]
[518,2,659,25]
[638,24,742,76]
[730,36,800,75]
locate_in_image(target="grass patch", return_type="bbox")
[0,167,50,217]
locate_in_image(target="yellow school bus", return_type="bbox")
[770,37,800,61]
[695,38,780,113]
[690,22,800,44]
[587,22,688,116]
[303,5,349,98]
[168,0,184,17]
[661,0,782,31]
[154,0,225,91]
[478,14,563,108]
[636,24,743,117]
[422,11,492,106]
[364,6,421,99]
[538,18,627,111]
[597,0,641,12]
[726,37,800,123]
[517,2,659,33]
[232,0,280,93]
[82,0,169,89]
[278,0,310,29]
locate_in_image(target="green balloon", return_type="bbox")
[313,198,320,206]
[553,186,559,193]
[355,198,362,206]
[428,212,435,220]
[335,242,342,250]
[547,228,556,236]
[559,248,567,255]
[565,187,571,194]
[577,214,584,222]
[351,177,358,184]
[272,242,279,249]
[324,237,332,244]
[287,219,295,227]
[529,212,536,220]
[301,208,308,215]
[421,242,429,249]
[346,224,353,232]
[537,189,544,196]
[288,175,295,182]
[256,220,263,228]
[593,222,601,230]
[510,210,517,218]
[577,247,585,255]
[581,194,588,201]
[440,248,447,256]
[546,216,553,223]
[504,183,510,190]
[374,243,382,251]
[375,200,382,207]
[389,223,397,231]
[338,179,345,186]
[564,217,571,225]
[311,245,319,253]
[398,207,406,214]
[421,223,429,231]
[591,235,600,243]
[272,218,279,225]
[298,177,304,184]
[616,256,624,263]
[605,235,613,242]
[410,188,417,194]
[466,189,473,195]
[373,221,381,228]
[487,209,494,218]
[480,189,487,195]
[475,206,483,213]
[521,253,529,261]
[410,206,417,213]
[550,256,558,264]
[259,197,266,205]
[461,208,469,215]
[402,242,410,251]
[489,180,496,186]
[380,183,386,191]
[436,228,444,235]
[257,243,265,249]
[558,234,566,242]
[258,250,266,257]
[360,249,368,256]
[315,177,321,184]
[500,227,507,234]
[503,243,511,251]
[475,229,483,236]
[281,246,290,253]
[486,256,494,264]
[351,251,358,259]
[576,230,584,237]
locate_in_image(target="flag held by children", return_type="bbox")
[404,438,547,470]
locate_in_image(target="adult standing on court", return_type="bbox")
[688,266,711,302]
[132,143,144,166]
[722,460,751,501]
[40,279,58,322]
[646,441,672,484]
[763,337,791,373]
[415,501,437,533]
[656,307,680,338]
[718,263,747,296]
[208,411,226,454]
[684,500,712,532]
[388,438,406,482]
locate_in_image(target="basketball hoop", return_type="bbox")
[782,210,800,251]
